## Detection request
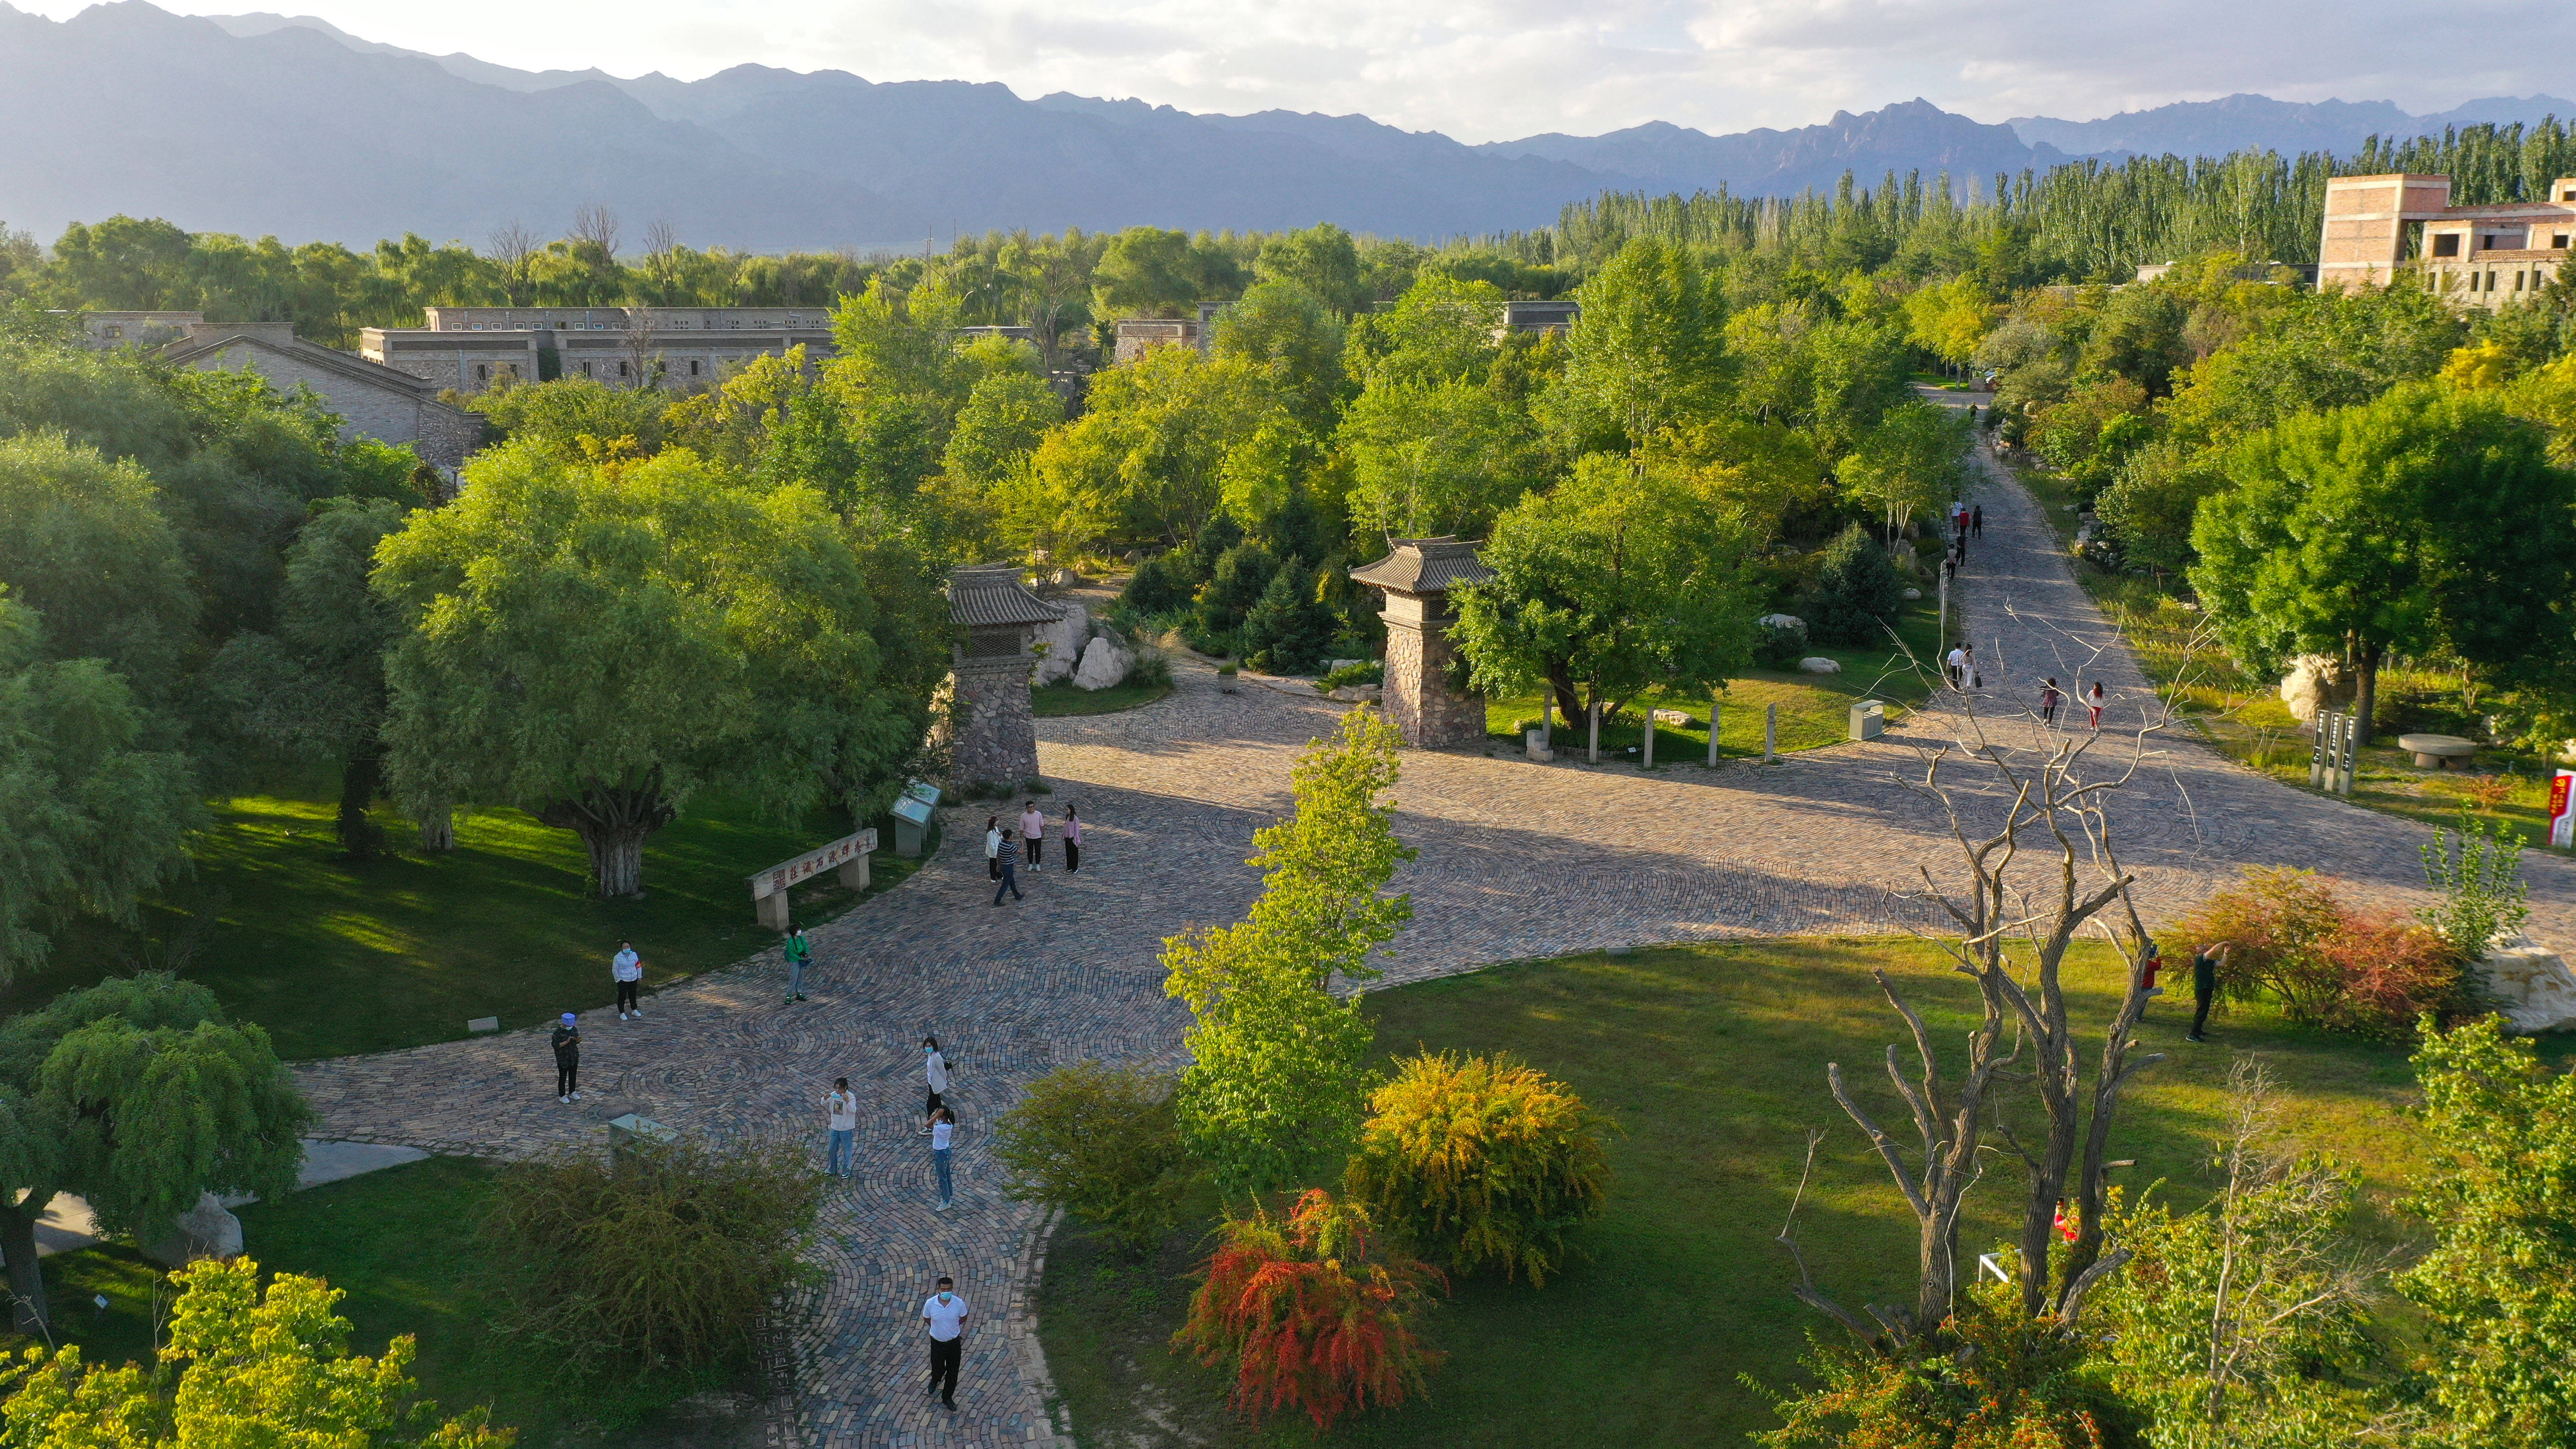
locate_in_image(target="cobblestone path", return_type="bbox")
[294,417,2572,1448]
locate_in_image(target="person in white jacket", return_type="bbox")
[920,1035,952,1134]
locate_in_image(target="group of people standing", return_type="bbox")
[985,800,1080,905]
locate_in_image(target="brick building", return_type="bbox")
[158,321,485,477]
[2320,172,2576,307]
[361,306,840,394]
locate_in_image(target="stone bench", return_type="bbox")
[2397,733,2478,769]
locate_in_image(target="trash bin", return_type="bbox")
[1849,700,1886,741]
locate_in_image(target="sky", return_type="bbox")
[20,0,2576,142]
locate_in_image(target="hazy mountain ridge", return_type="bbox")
[6,2,2572,252]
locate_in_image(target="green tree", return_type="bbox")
[1162,708,1416,1192]
[991,1061,1191,1256]
[941,368,1063,492]
[0,1256,507,1448]
[463,374,669,458]
[1240,555,1336,675]
[1025,347,1285,546]
[1253,224,1367,317]
[1339,378,1543,540]
[0,433,197,698]
[2191,385,2576,741]
[0,974,309,1332]
[374,446,927,896]
[1840,399,1972,541]
[1210,280,1346,432]
[1360,274,1507,388]
[1801,522,1904,647]
[2097,438,2227,576]
[1451,454,1759,726]
[1093,227,1201,318]
[1549,238,1731,446]
[0,593,201,981]
[2400,1016,2576,1449]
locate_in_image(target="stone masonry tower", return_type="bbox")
[943,565,1062,788]
[1349,537,1493,749]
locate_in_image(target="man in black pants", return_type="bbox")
[551,1012,582,1103]
[922,1275,969,1410]
[1972,504,1983,539]
[2188,942,2234,1042]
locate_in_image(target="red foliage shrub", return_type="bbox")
[2168,868,2464,1040]
[1172,1188,1445,1431]
[2314,907,2463,1041]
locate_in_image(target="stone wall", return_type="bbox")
[1381,593,1485,749]
[186,341,424,450]
[948,654,1040,788]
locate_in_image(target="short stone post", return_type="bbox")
[2309,712,2329,789]
[1707,695,1721,766]
[1641,707,1655,768]
[1587,701,1601,764]
[2337,713,2359,797]
[1764,702,1779,762]
[838,853,869,893]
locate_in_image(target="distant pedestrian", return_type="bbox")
[825,1077,857,1178]
[782,926,812,1004]
[922,1276,969,1410]
[1062,805,1081,874]
[984,817,1001,879]
[921,1036,951,1134]
[1964,643,1981,690]
[2040,677,2061,726]
[2188,942,2234,1042]
[992,830,1023,905]
[551,1013,581,1103]
[1953,533,1968,566]
[1946,645,1967,689]
[1020,802,1044,869]
[612,941,643,1019]
[2086,681,2104,730]
[930,1106,956,1210]
[1972,504,1983,539]
[1943,552,1958,584]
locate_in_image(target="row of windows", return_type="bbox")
[2456,268,2552,294]
[2430,231,2572,257]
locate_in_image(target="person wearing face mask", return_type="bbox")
[922,1275,969,1411]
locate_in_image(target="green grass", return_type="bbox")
[2013,460,2570,854]
[0,791,931,1061]
[24,1157,743,1447]
[1038,936,2443,1448]
[1034,678,1174,716]
[1481,593,1948,760]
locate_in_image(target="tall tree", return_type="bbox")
[1254,224,1368,317]
[1548,238,1731,448]
[1210,280,1347,433]
[374,445,929,896]
[1840,399,1973,543]
[0,974,308,1332]
[0,433,198,699]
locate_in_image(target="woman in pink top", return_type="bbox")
[1020,802,1045,869]
[1062,805,1082,873]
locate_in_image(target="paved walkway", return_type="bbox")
[292,428,2572,1448]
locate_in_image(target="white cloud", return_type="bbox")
[21,0,2576,140]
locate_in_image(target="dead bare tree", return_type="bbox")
[486,220,538,306]
[620,306,663,391]
[570,202,621,261]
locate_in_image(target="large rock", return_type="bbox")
[1758,613,1805,631]
[2476,937,2576,1034]
[2279,654,2351,725]
[145,1191,244,1268]
[1030,604,1092,686]
[1798,656,1843,674]
[1071,633,1133,690]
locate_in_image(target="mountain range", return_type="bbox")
[2,1,2569,253]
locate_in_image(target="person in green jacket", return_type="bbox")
[783,926,812,1004]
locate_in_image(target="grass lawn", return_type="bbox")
[2013,461,2570,855]
[1481,591,1948,760]
[24,1157,749,1447]
[0,790,931,1061]
[1038,935,2452,1448]
[1034,677,1174,716]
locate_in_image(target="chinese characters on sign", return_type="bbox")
[748,828,878,902]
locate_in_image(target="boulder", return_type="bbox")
[1071,633,1133,690]
[1031,604,1091,686]
[145,1191,244,1268]
[2277,653,2352,726]
[1798,656,1843,674]
[2474,937,2576,1034]
[1758,613,1805,631]
[1901,588,1923,601]
[1328,684,1383,702]
[1651,708,1695,727]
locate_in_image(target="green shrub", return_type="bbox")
[991,1061,1191,1256]
[1321,657,1385,690]
[1342,1051,1611,1285]
[1799,523,1901,647]
[1242,555,1336,675]
[480,1133,821,1383]
[1753,615,1809,668]
[1120,550,1200,616]
[1120,650,1175,691]
[1194,538,1279,647]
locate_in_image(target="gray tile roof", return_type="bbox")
[1348,537,1493,595]
[948,566,1063,628]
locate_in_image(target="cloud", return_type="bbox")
[29,0,2576,140]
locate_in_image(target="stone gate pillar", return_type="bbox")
[941,565,1063,788]
[1349,537,1493,749]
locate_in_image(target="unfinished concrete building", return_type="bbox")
[2320,173,2576,308]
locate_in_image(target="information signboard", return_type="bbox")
[748,827,877,902]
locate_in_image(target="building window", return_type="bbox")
[2515,272,2526,291]
[580,362,592,377]
[2432,233,2460,257]
[2487,271,2497,292]
[475,364,489,380]
[618,361,630,377]
[689,360,701,376]
[2557,234,2571,249]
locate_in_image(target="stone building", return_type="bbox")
[360,306,839,394]
[939,565,1063,789]
[2320,172,2576,307]
[158,321,485,477]
[76,311,204,347]
[1498,298,1579,336]
[1349,537,1493,749]
[1111,316,1203,365]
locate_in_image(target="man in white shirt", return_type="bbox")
[612,942,643,1020]
[1946,645,1967,690]
[824,1077,858,1178]
[922,1276,969,1410]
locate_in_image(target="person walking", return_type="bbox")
[921,1036,952,1134]
[612,941,643,1020]
[1062,805,1081,874]
[550,1013,581,1103]
[782,926,812,1004]
[930,1105,957,1209]
[2187,942,2234,1043]
[824,1077,858,1178]
[992,830,1023,905]
[922,1276,969,1411]
[1963,643,1980,689]
[1019,801,1045,869]
[2086,680,2105,730]
[1946,644,1967,689]
[1971,503,1983,539]
[2040,678,2062,726]
[983,816,1001,880]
